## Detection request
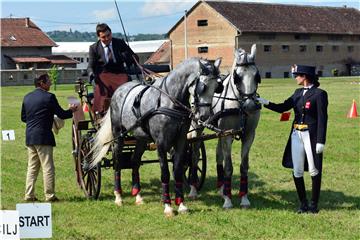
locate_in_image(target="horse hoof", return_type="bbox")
[164,204,174,217]
[115,199,123,207]
[135,194,144,205]
[222,196,233,209]
[240,195,251,208]
[178,203,189,214]
[188,185,198,199]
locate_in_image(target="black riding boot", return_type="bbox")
[293,175,308,214]
[309,173,321,214]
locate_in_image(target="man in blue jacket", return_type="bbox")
[21,74,77,202]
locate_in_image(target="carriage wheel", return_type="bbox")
[77,133,102,199]
[71,121,82,188]
[183,141,207,191]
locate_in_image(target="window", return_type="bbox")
[259,34,276,40]
[332,46,339,52]
[264,45,272,52]
[284,72,289,78]
[282,45,289,52]
[316,45,323,52]
[299,45,307,52]
[348,46,354,52]
[197,20,208,27]
[198,46,208,53]
[265,72,271,78]
[294,34,310,40]
[328,35,343,41]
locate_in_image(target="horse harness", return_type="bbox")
[121,74,214,139]
[209,61,261,140]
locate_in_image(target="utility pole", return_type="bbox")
[184,10,188,60]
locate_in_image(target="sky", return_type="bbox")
[1,0,359,35]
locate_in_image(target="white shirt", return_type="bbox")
[303,84,313,96]
[101,41,116,63]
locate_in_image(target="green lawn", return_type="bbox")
[1,77,359,239]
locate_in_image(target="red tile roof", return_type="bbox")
[1,18,57,47]
[45,55,78,64]
[168,1,360,35]
[145,41,170,64]
[11,57,50,63]
[10,55,78,64]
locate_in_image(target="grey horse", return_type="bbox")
[90,57,222,216]
[188,44,261,209]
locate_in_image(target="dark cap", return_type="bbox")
[291,64,316,77]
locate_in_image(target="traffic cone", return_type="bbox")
[83,104,89,113]
[347,99,358,118]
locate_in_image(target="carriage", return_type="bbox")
[70,46,260,214]
[71,66,211,200]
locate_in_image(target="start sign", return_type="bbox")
[16,203,52,239]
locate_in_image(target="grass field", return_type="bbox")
[1,77,359,239]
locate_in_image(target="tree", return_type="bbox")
[48,65,59,90]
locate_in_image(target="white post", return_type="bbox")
[184,10,188,60]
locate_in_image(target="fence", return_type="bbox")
[1,68,83,86]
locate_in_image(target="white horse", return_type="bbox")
[188,44,261,209]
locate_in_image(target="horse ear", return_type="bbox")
[249,44,257,60]
[214,57,222,70]
[199,60,208,75]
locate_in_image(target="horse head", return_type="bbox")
[189,58,222,121]
[233,44,261,114]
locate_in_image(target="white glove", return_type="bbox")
[316,143,325,154]
[256,97,269,105]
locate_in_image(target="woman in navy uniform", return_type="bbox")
[257,65,328,213]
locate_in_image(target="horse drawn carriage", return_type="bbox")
[70,45,260,215]
[71,65,210,200]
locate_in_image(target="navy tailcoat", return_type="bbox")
[265,87,328,171]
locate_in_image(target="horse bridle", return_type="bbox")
[233,61,261,103]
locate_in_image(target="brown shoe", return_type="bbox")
[24,197,38,202]
[46,196,59,202]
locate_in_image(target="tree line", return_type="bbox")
[47,30,166,42]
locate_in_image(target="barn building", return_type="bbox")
[1,18,77,69]
[168,0,360,77]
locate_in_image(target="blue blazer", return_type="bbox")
[21,88,73,146]
[265,87,328,171]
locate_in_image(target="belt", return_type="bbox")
[293,124,309,131]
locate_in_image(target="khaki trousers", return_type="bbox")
[25,145,55,200]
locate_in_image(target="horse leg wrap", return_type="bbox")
[131,169,141,196]
[217,164,224,188]
[239,176,248,197]
[162,183,171,204]
[114,171,122,194]
[175,181,184,205]
[223,177,232,198]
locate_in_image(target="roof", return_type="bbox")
[168,1,360,35]
[11,57,50,63]
[9,55,78,64]
[52,40,168,54]
[145,41,170,64]
[1,18,57,47]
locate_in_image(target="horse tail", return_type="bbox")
[90,110,113,168]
